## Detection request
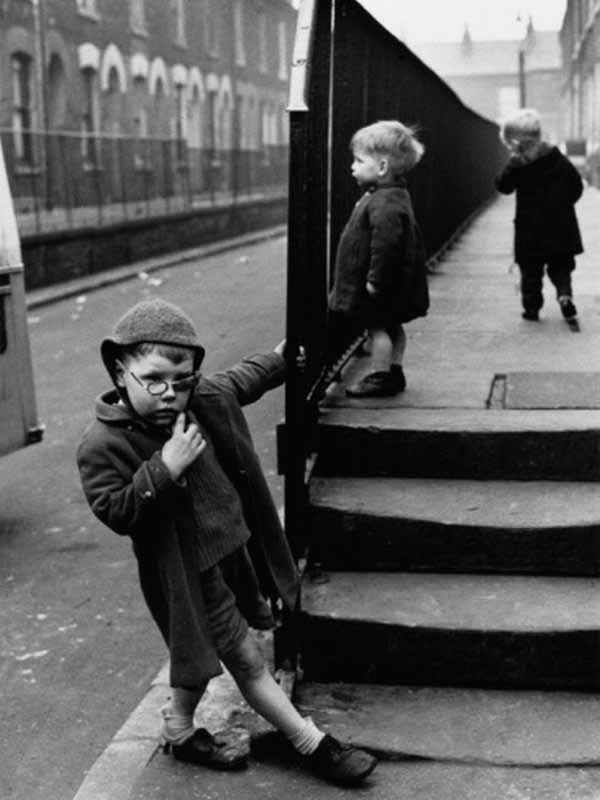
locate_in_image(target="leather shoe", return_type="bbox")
[164,727,249,770]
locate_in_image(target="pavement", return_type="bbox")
[59,185,600,799]
[25,224,287,310]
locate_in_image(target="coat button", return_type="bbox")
[143,491,152,498]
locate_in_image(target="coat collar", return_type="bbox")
[94,389,170,436]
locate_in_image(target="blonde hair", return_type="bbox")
[501,108,542,144]
[351,120,425,176]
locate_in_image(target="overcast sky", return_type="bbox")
[357,1,567,42]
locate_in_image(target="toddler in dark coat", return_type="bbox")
[329,119,429,398]
[495,107,584,322]
[77,298,376,786]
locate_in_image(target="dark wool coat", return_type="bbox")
[328,182,429,323]
[495,146,584,262]
[77,353,299,688]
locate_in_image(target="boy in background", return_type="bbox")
[496,108,584,323]
[329,119,429,398]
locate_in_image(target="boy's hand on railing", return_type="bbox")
[274,339,306,371]
[366,281,377,296]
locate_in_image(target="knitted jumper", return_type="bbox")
[184,420,250,570]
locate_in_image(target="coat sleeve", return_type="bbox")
[200,352,286,407]
[495,159,520,194]
[366,197,406,293]
[563,156,584,203]
[77,433,185,537]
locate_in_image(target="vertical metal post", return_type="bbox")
[519,48,526,107]
[59,134,74,229]
[284,0,331,559]
[118,137,128,221]
[32,0,51,209]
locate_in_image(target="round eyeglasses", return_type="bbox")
[124,367,201,396]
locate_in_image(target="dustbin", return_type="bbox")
[0,138,43,456]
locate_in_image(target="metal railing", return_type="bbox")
[281,0,507,559]
[0,129,289,238]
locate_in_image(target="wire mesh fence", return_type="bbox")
[1,128,289,238]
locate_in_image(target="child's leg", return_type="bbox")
[369,326,393,372]
[391,323,406,367]
[223,632,323,752]
[223,631,377,785]
[346,324,406,397]
[547,255,577,317]
[161,684,208,744]
[518,259,544,314]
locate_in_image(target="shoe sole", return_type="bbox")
[320,756,378,786]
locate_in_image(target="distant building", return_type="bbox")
[0,0,296,167]
[560,0,600,162]
[412,20,562,142]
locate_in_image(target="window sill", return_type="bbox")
[130,24,149,38]
[78,9,101,22]
[14,164,42,176]
[83,161,103,173]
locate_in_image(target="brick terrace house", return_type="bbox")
[412,20,562,142]
[560,0,600,179]
[0,0,296,174]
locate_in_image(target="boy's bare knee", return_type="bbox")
[223,634,266,682]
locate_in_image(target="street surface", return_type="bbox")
[0,235,287,800]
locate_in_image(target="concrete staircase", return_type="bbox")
[298,408,600,692]
[291,195,600,783]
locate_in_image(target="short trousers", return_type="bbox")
[200,561,249,657]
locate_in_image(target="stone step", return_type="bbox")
[300,571,600,689]
[314,408,600,480]
[308,477,600,575]
[295,681,600,765]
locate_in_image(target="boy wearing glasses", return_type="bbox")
[77,298,376,787]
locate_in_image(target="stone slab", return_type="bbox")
[295,682,600,765]
[308,477,600,575]
[310,477,600,529]
[504,372,600,409]
[301,571,600,632]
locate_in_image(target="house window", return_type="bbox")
[175,84,187,162]
[77,0,99,18]
[81,67,99,165]
[11,53,34,164]
[258,12,268,73]
[277,20,288,80]
[233,2,246,66]
[48,53,67,128]
[174,0,187,46]
[204,0,219,56]
[130,0,147,34]
[207,89,218,158]
[133,94,149,169]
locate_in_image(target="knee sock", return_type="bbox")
[160,686,205,744]
[234,665,325,755]
[287,716,326,755]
